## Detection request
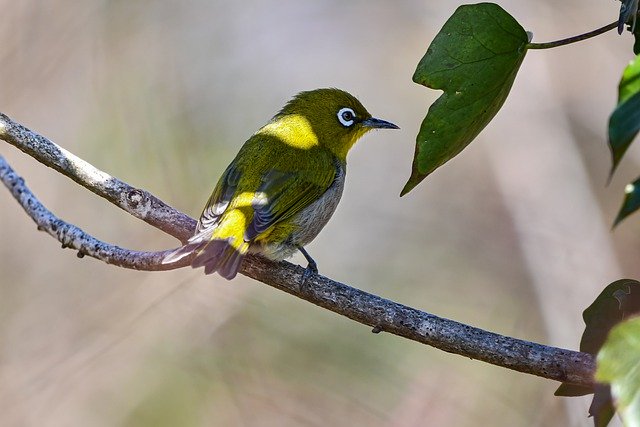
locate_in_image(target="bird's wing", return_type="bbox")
[194,163,242,237]
[162,163,243,268]
[244,166,336,242]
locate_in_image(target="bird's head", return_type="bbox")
[271,88,398,160]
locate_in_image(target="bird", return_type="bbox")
[163,88,399,280]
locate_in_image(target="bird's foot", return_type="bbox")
[297,246,318,292]
[302,260,318,281]
[300,261,318,292]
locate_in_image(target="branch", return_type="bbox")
[0,113,595,388]
[0,113,195,243]
[526,21,618,50]
[0,155,190,271]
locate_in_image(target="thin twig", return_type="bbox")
[0,115,596,388]
[0,156,190,270]
[0,113,195,243]
[527,21,618,50]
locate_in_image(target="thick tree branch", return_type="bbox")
[0,113,195,243]
[0,113,596,388]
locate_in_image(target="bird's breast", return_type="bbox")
[289,160,346,245]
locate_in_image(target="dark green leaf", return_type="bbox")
[555,279,640,393]
[555,279,640,427]
[401,2,528,196]
[596,317,640,427]
[590,384,615,427]
[614,176,640,226]
[581,279,640,354]
[608,54,640,176]
[554,382,593,398]
[618,0,639,35]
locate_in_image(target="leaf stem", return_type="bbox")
[527,21,619,50]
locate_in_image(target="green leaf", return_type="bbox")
[618,0,639,36]
[555,279,640,426]
[608,54,640,176]
[634,31,640,55]
[614,176,640,226]
[618,0,640,54]
[555,279,640,393]
[401,2,528,196]
[590,384,616,427]
[596,316,640,427]
[581,279,640,355]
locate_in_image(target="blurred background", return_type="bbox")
[0,0,636,425]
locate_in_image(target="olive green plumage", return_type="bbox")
[163,88,398,279]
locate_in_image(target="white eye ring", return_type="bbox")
[337,107,355,127]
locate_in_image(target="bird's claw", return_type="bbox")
[300,261,318,292]
[297,246,318,292]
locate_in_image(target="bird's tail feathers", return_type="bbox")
[161,229,215,264]
[162,244,200,264]
[191,238,248,280]
[163,235,248,280]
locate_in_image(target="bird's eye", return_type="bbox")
[337,107,355,127]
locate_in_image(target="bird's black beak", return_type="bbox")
[362,117,400,130]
